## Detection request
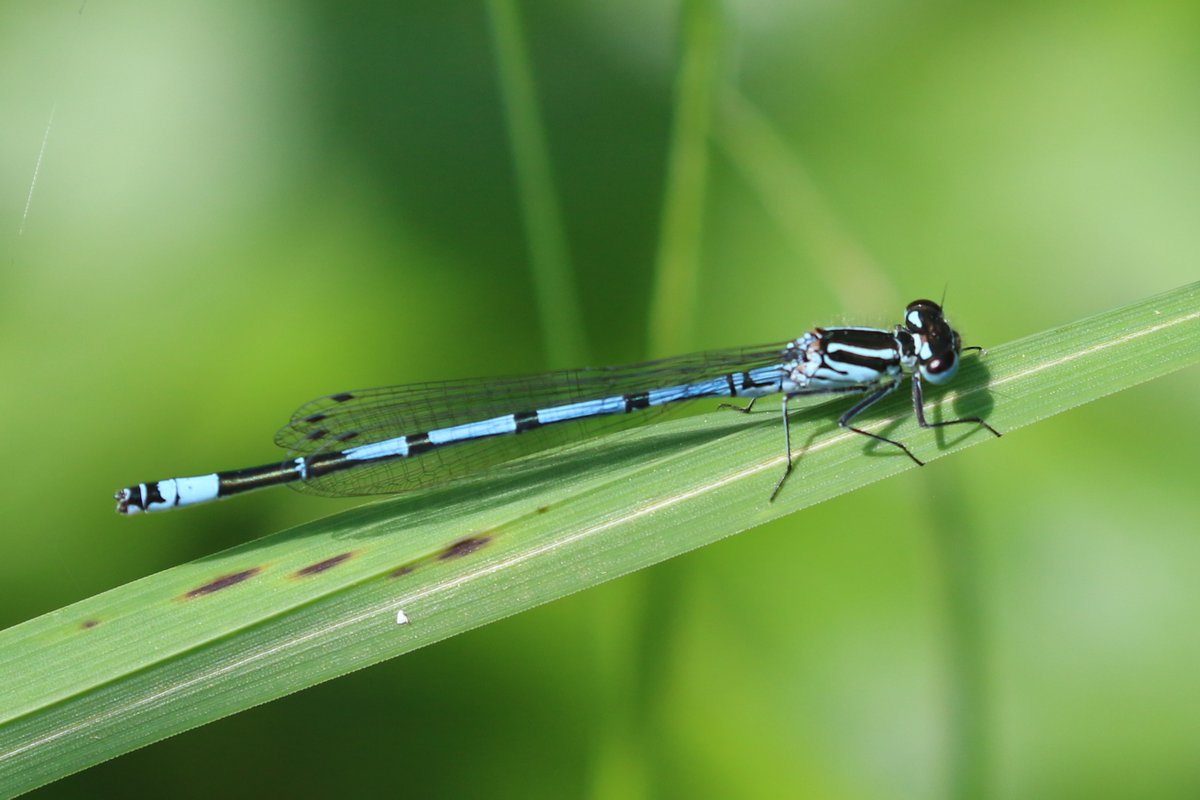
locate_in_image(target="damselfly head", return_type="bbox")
[905,299,962,385]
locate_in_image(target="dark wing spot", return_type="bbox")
[304,413,327,424]
[305,429,329,441]
[184,568,261,599]
[293,552,354,577]
[331,393,354,403]
[439,535,492,560]
[336,431,359,442]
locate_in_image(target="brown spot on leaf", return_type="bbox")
[80,618,101,630]
[184,567,261,599]
[439,535,492,560]
[388,565,416,578]
[293,552,354,577]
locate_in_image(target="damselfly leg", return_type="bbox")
[911,372,1002,438]
[769,383,909,502]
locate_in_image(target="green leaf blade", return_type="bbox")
[1,281,1197,795]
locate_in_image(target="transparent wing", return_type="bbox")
[274,343,791,497]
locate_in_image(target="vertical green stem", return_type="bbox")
[586,3,726,795]
[596,3,726,796]
[647,0,722,354]
[928,476,990,800]
[485,0,587,366]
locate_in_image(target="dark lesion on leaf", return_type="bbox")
[183,567,262,599]
[387,531,496,578]
[292,552,355,578]
[438,535,492,561]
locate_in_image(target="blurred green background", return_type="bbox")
[2,1,1198,797]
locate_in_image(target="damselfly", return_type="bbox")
[115,299,999,514]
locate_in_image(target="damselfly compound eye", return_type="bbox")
[920,353,960,384]
[904,299,944,333]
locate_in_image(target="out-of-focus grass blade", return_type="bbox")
[1,281,1197,795]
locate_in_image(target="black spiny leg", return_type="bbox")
[911,373,1002,438]
[838,380,925,466]
[769,384,894,502]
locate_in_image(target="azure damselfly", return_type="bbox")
[115,299,999,514]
